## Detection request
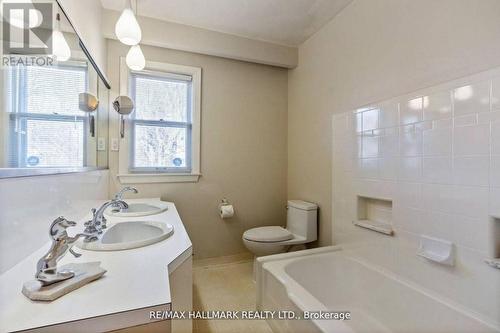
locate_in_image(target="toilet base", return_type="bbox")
[243,239,289,256]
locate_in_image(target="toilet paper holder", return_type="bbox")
[219,198,235,219]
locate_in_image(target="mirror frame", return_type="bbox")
[0,1,110,179]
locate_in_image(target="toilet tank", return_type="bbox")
[286,200,318,243]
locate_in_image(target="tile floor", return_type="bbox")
[192,255,273,333]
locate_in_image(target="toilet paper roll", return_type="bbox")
[220,205,234,219]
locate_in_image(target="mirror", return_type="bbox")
[0,0,109,178]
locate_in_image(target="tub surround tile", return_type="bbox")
[379,158,398,181]
[422,157,453,184]
[379,133,400,157]
[400,97,424,125]
[453,114,478,127]
[423,91,452,121]
[333,72,500,329]
[423,127,452,156]
[477,111,500,124]
[362,108,380,131]
[398,157,422,183]
[378,102,399,128]
[492,121,500,155]
[453,123,490,156]
[491,156,500,188]
[492,77,500,111]
[433,117,453,129]
[453,82,491,116]
[490,188,500,218]
[451,215,490,253]
[362,135,379,158]
[396,182,422,209]
[400,131,423,157]
[453,156,490,187]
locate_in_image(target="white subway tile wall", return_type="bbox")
[332,70,500,328]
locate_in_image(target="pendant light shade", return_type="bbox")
[52,13,71,61]
[115,7,142,46]
[126,45,145,70]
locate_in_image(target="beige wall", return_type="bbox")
[107,40,288,259]
[288,0,500,246]
[102,9,298,69]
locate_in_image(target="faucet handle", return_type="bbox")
[69,248,82,258]
[114,186,139,200]
[84,235,99,243]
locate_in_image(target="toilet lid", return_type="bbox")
[243,226,293,243]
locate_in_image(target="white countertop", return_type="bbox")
[0,198,192,333]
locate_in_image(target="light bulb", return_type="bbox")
[115,7,142,45]
[1,0,42,29]
[126,45,145,70]
[52,30,71,61]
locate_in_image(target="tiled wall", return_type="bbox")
[332,68,500,328]
[0,170,109,274]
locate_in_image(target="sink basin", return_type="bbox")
[105,202,168,217]
[78,221,174,251]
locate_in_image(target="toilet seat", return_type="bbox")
[243,226,293,243]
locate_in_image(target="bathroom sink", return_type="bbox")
[78,221,174,251]
[105,202,168,217]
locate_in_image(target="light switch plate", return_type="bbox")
[111,138,119,151]
[97,137,106,151]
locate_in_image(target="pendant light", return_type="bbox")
[115,0,142,46]
[52,13,71,61]
[126,44,145,70]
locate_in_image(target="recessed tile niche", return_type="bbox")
[355,196,394,235]
[490,216,500,258]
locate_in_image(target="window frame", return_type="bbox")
[4,59,93,168]
[118,58,202,184]
[129,71,193,173]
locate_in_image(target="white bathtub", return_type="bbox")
[256,247,498,333]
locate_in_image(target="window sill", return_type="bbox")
[117,173,201,184]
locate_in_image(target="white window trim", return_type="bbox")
[117,57,202,184]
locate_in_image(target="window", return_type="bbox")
[130,72,192,172]
[118,59,201,183]
[5,62,89,168]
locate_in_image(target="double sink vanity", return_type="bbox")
[0,197,193,333]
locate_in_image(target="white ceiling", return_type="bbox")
[100,0,352,46]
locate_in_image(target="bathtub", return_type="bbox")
[256,247,498,333]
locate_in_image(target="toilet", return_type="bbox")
[242,200,318,256]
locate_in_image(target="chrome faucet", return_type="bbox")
[112,187,138,211]
[83,199,127,242]
[114,186,138,201]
